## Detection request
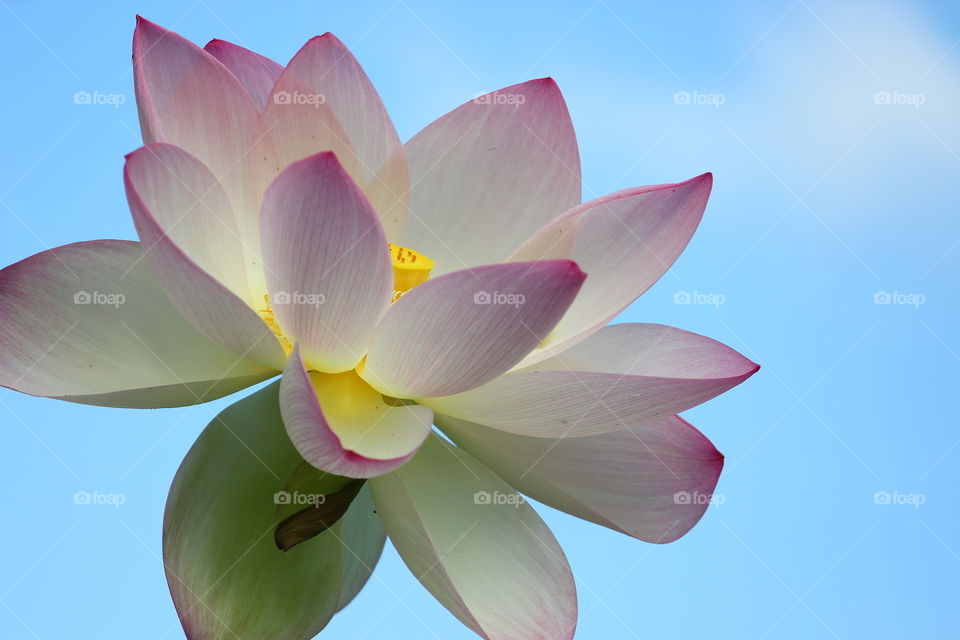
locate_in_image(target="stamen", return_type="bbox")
[257,294,293,357]
[388,243,434,301]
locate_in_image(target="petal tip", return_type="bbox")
[680,171,713,192]
[515,76,565,102]
[134,14,163,36]
[280,150,351,185]
[557,258,587,284]
[305,32,342,48]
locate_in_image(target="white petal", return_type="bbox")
[0,240,274,407]
[133,17,270,295]
[124,143,252,304]
[262,34,409,241]
[125,149,287,370]
[259,152,392,373]
[511,174,712,365]
[370,434,577,640]
[360,260,585,398]
[402,79,580,274]
[423,323,758,437]
[204,38,284,111]
[437,413,724,543]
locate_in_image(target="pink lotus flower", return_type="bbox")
[0,17,758,640]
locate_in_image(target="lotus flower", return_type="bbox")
[0,16,758,640]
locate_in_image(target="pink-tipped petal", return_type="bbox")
[279,346,433,479]
[369,434,577,640]
[0,241,274,407]
[125,149,286,370]
[511,174,713,366]
[401,79,580,275]
[204,38,283,111]
[124,143,252,303]
[263,34,409,240]
[423,323,758,437]
[259,152,392,373]
[436,413,724,543]
[133,17,269,294]
[360,260,586,399]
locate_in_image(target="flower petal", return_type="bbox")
[335,484,386,612]
[0,240,274,407]
[133,17,269,295]
[436,413,723,543]
[125,147,287,370]
[259,152,392,373]
[369,434,577,640]
[279,346,433,478]
[204,38,283,111]
[124,143,252,302]
[511,174,712,365]
[423,323,758,437]
[263,34,409,241]
[401,79,580,275]
[360,260,586,399]
[165,381,386,640]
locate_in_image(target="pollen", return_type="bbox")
[257,294,293,357]
[388,243,434,301]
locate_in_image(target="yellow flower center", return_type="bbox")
[257,243,434,360]
[257,295,294,357]
[388,243,433,301]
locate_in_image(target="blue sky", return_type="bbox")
[1,1,958,638]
